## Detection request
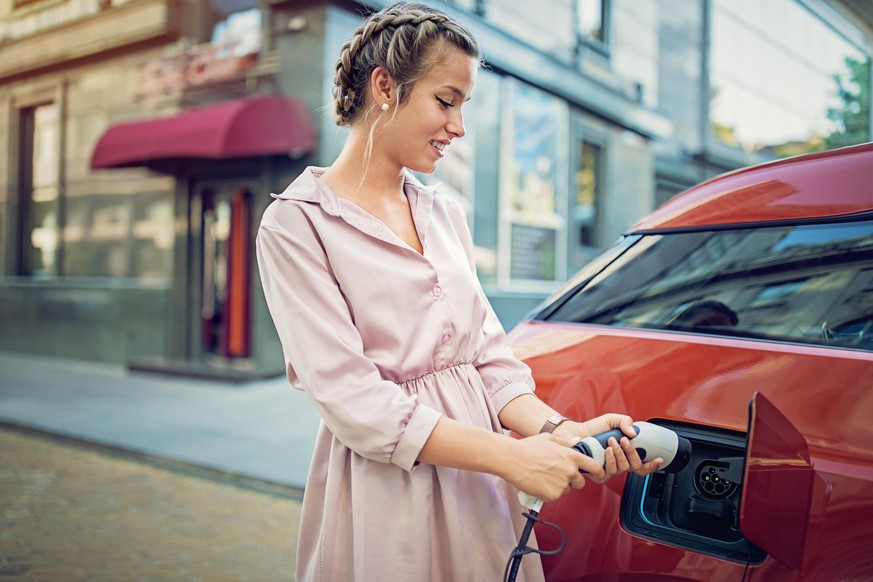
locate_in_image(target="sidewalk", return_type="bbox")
[1,428,301,580]
[0,350,320,492]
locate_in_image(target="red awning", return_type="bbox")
[90,95,315,169]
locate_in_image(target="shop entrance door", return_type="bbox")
[198,184,253,361]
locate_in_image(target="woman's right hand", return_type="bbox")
[499,433,604,502]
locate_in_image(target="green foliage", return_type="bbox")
[826,56,871,149]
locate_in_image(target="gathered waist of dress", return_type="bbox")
[395,362,475,389]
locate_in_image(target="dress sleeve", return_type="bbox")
[256,203,441,472]
[443,198,536,415]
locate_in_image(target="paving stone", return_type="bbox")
[0,428,301,581]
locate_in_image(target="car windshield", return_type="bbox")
[544,218,873,351]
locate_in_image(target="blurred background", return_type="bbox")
[1,0,871,378]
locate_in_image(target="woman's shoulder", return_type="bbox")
[262,167,339,229]
[272,167,325,200]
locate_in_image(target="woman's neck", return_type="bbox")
[322,128,405,203]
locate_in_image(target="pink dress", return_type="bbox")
[256,167,545,582]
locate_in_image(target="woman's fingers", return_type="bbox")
[568,466,587,490]
[511,426,667,497]
[636,458,664,476]
[508,434,592,501]
[619,436,644,471]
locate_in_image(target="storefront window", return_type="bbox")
[19,103,60,278]
[709,0,870,157]
[500,80,567,288]
[62,193,173,280]
[130,195,174,281]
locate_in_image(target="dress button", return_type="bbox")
[441,334,451,344]
[432,285,442,297]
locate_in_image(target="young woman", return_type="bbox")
[256,3,661,580]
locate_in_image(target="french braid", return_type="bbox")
[332,2,480,126]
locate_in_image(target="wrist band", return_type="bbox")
[539,414,570,434]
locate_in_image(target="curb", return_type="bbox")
[0,419,305,501]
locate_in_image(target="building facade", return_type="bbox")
[1,0,871,377]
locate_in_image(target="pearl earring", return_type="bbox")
[381,103,389,112]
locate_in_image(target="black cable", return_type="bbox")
[740,553,752,581]
[503,510,567,582]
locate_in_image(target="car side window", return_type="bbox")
[544,219,873,351]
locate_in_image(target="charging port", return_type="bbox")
[695,459,740,500]
[620,421,766,565]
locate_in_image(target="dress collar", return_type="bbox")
[272,166,437,218]
[272,166,438,254]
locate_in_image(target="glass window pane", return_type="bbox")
[546,220,873,351]
[211,7,261,56]
[486,0,575,60]
[33,104,59,188]
[578,0,605,42]
[28,200,60,277]
[570,140,603,271]
[576,141,601,246]
[502,81,566,285]
[63,195,140,278]
[472,69,502,285]
[130,194,174,281]
[21,103,60,277]
[709,0,870,157]
[452,0,481,12]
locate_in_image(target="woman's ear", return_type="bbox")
[369,66,395,106]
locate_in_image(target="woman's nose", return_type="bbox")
[447,111,465,138]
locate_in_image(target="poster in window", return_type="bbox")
[510,223,556,280]
[503,80,565,283]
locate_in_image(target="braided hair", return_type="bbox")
[332,2,480,126]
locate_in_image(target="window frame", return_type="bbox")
[6,85,65,278]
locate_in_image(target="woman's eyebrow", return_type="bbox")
[441,85,472,102]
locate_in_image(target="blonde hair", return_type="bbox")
[331,2,481,127]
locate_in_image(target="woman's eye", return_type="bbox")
[435,96,454,109]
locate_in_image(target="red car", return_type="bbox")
[508,142,873,581]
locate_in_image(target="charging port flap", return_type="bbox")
[740,392,815,570]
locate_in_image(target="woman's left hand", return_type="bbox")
[553,413,663,484]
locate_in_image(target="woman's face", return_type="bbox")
[378,46,478,174]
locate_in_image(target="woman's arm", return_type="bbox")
[417,416,595,502]
[497,392,564,437]
[258,211,441,471]
[418,396,664,501]
[498,393,664,484]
